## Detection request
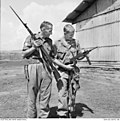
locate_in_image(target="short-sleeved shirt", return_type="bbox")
[54,37,81,64]
[22,33,55,59]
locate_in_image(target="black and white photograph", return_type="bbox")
[0,0,120,120]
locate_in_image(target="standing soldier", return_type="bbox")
[22,21,73,118]
[22,21,54,118]
[54,24,84,118]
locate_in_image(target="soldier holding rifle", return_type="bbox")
[10,6,74,118]
[10,6,72,118]
[22,21,74,118]
[10,5,75,118]
[54,24,87,118]
[10,6,120,119]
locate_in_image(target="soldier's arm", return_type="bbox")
[52,42,73,70]
[53,58,73,70]
[22,36,36,59]
[22,47,36,59]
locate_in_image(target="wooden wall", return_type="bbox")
[75,0,120,62]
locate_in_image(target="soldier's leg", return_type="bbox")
[69,76,80,113]
[57,75,69,117]
[37,66,52,118]
[27,64,41,118]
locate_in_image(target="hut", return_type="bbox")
[63,0,120,65]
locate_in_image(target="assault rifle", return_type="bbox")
[68,44,120,117]
[67,47,97,117]
[70,44,120,64]
[70,47,98,64]
[10,6,60,82]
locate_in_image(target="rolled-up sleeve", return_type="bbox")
[22,35,32,51]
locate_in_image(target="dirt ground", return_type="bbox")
[0,60,120,118]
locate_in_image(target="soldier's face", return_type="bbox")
[42,25,53,37]
[65,31,74,40]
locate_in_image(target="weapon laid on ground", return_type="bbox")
[10,6,60,82]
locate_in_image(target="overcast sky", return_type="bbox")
[1,0,82,51]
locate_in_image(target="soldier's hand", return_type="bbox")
[32,39,43,49]
[65,64,74,70]
[81,49,90,58]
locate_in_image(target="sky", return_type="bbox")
[1,0,82,51]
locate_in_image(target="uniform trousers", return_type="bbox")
[57,71,69,117]
[27,63,52,118]
[57,70,80,117]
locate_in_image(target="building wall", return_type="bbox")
[76,0,120,62]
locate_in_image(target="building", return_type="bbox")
[63,0,120,64]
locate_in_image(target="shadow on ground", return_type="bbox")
[48,103,94,118]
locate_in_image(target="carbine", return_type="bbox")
[67,47,97,117]
[68,44,120,117]
[70,44,120,64]
[81,44,120,50]
[10,6,60,82]
[70,47,98,63]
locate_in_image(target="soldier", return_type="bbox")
[54,24,83,118]
[22,21,73,118]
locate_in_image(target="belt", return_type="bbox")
[25,58,43,64]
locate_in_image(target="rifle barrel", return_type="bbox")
[98,44,120,48]
[82,44,120,50]
[9,6,25,25]
[10,6,34,37]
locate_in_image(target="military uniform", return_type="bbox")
[54,37,81,117]
[22,33,55,118]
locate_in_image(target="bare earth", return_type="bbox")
[0,61,120,118]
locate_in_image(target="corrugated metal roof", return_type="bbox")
[63,0,96,24]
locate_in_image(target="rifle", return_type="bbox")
[70,44,120,64]
[10,6,60,82]
[67,47,97,117]
[70,47,98,64]
[68,44,120,116]
[81,44,120,50]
